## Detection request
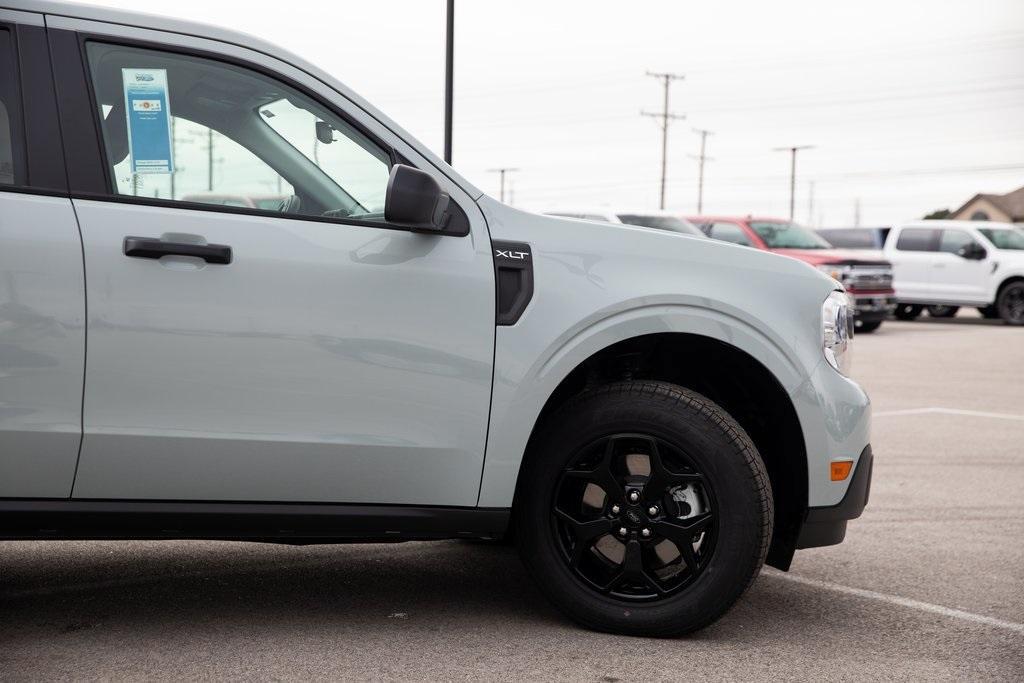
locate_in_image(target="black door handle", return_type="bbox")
[123,237,232,264]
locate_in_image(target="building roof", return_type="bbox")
[954,185,1024,221]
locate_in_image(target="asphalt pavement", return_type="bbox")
[2,310,1022,681]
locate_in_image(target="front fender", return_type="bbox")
[477,301,813,507]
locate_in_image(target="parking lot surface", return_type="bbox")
[2,313,1022,681]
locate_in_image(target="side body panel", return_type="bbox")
[477,199,871,509]
[0,193,85,497]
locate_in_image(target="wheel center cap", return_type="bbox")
[623,508,644,526]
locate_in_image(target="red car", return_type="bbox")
[690,216,896,332]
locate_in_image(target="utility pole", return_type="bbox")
[854,198,862,227]
[773,144,814,221]
[444,0,454,164]
[807,180,815,226]
[690,128,713,214]
[487,167,519,203]
[641,71,686,209]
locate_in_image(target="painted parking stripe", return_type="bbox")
[874,407,1024,422]
[766,569,1024,635]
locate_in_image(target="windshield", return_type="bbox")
[979,228,1024,250]
[750,221,833,249]
[617,214,704,236]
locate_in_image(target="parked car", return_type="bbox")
[816,226,891,250]
[691,216,896,333]
[0,0,872,637]
[544,209,705,237]
[880,221,1024,324]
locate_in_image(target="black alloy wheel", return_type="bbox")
[552,433,716,601]
[515,381,772,636]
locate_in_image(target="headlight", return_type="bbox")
[822,290,853,375]
[817,264,851,285]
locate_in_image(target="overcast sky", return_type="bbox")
[76,0,1024,225]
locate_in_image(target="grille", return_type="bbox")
[847,266,893,290]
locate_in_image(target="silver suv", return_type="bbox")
[0,0,872,636]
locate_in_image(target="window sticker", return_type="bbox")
[122,68,174,175]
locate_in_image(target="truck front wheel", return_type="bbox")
[515,381,772,636]
[997,282,1024,325]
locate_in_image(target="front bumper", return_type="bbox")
[796,445,873,548]
[851,293,896,323]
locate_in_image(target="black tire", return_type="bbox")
[894,304,923,321]
[997,281,1024,325]
[515,381,772,637]
[977,305,1000,319]
[926,305,959,318]
[857,320,882,333]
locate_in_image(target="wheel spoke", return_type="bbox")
[645,439,701,499]
[653,512,712,548]
[607,539,663,595]
[553,509,611,567]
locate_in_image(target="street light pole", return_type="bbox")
[444,0,454,165]
[773,145,814,221]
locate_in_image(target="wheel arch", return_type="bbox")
[510,332,809,571]
[996,274,1024,300]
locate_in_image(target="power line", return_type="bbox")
[486,167,520,203]
[690,128,713,213]
[641,71,686,209]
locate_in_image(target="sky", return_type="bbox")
[73,0,1024,226]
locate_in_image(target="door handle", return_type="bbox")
[123,236,232,265]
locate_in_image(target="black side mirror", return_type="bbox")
[384,164,450,230]
[957,242,986,260]
[315,120,335,145]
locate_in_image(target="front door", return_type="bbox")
[66,39,495,506]
[931,229,990,304]
[889,227,939,301]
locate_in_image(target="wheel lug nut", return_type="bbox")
[641,528,651,538]
[618,527,628,537]
[611,504,621,514]
[648,506,658,516]
[628,491,640,503]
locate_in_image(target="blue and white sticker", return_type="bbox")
[122,68,174,175]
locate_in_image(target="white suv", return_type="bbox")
[884,221,1024,324]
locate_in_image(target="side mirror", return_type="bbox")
[956,242,986,260]
[384,164,450,230]
[315,120,335,145]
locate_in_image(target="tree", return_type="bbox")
[924,208,951,220]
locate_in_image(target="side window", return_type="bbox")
[0,27,25,187]
[709,222,752,246]
[84,42,392,221]
[939,229,977,254]
[895,228,938,252]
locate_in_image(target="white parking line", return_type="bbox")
[765,569,1024,635]
[874,407,1024,422]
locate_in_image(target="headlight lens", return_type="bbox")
[822,290,854,375]
[817,264,851,284]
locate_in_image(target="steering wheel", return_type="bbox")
[278,195,302,215]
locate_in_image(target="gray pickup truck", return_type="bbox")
[0,0,872,635]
